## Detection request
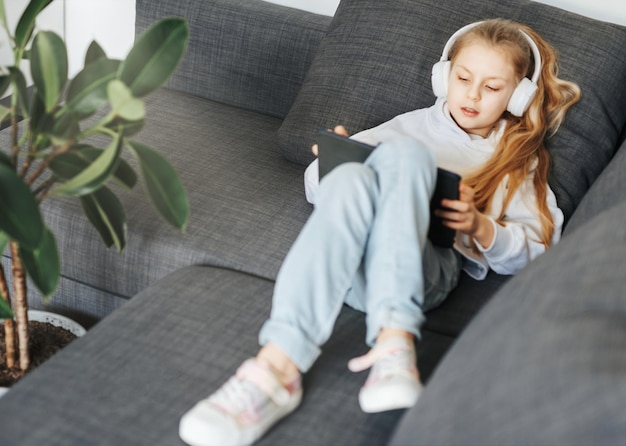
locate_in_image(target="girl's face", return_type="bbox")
[447,42,519,138]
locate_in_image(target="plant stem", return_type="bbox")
[9,242,29,372]
[0,265,16,369]
[25,145,69,186]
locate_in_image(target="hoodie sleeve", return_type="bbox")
[304,158,320,205]
[472,174,564,276]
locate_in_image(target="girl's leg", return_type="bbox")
[259,160,381,373]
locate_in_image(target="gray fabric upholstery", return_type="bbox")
[277,0,626,221]
[390,201,626,446]
[135,0,331,118]
[0,265,452,445]
[1,89,312,321]
[564,138,626,235]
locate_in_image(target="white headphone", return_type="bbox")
[431,21,542,117]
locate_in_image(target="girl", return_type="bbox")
[179,19,580,446]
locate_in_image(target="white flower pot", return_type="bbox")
[0,310,86,397]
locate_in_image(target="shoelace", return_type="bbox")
[210,359,290,420]
[347,338,417,381]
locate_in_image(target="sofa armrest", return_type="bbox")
[135,0,331,118]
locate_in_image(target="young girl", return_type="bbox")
[179,19,580,446]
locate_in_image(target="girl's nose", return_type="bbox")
[467,84,480,101]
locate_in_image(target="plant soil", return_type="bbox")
[0,321,78,387]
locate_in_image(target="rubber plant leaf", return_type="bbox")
[0,146,11,166]
[30,31,68,113]
[0,295,13,319]
[107,79,144,121]
[8,66,29,118]
[65,57,120,119]
[118,17,189,98]
[80,186,127,252]
[50,145,137,190]
[18,227,60,298]
[84,40,107,65]
[14,0,54,51]
[0,0,9,37]
[51,132,123,197]
[0,74,10,98]
[127,141,189,231]
[0,164,44,250]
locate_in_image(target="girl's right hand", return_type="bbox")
[311,125,350,156]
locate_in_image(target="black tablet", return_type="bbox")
[316,129,461,247]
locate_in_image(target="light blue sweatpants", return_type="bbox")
[259,138,462,372]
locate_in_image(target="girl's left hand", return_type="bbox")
[436,184,495,249]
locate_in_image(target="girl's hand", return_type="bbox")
[312,125,349,156]
[436,183,495,249]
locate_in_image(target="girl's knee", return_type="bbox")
[318,162,376,203]
[374,137,436,167]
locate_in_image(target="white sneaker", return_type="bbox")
[179,358,302,446]
[348,337,423,413]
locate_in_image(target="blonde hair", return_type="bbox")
[448,19,580,246]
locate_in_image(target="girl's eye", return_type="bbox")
[485,85,500,92]
[457,76,469,83]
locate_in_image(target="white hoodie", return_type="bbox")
[303,99,564,280]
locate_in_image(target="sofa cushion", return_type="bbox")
[135,0,331,118]
[564,138,626,235]
[0,88,313,318]
[390,200,626,446]
[0,266,452,445]
[277,0,626,221]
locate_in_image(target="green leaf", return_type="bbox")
[65,57,120,119]
[84,40,107,65]
[118,18,188,97]
[0,230,8,256]
[31,31,67,112]
[107,79,144,121]
[19,228,59,298]
[0,105,9,127]
[0,163,45,249]
[0,297,13,320]
[0,75,10,98]
[14,0,54,51]
[80,186,127,252]
[0,0,9,37]
[106,116,145,137]
[127,141,189,230]
[50,144,137,189]
[0,149,9,167]
[51,132,123,197]
[8,66,29,118]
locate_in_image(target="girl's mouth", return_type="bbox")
[461,107,478,117]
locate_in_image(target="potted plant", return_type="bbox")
[0,0,189,384]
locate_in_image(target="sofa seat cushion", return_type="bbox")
[390,200,626,446]
[0,265,455,445]
[278,0,626,221]
[5,88,312,308]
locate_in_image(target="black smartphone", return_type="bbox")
[316,129,461,247]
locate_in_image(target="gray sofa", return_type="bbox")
[1,0,625,444]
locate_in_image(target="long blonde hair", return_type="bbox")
[449,19,580,246]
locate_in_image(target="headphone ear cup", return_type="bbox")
[431,61,450,98]
[507,77,538,117]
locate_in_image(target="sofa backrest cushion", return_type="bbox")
[277,0,626,221]
[135,0,331,118]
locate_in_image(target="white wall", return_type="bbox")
[64,0,135,77]
[0,0,65,83]
[263,0,626,25]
